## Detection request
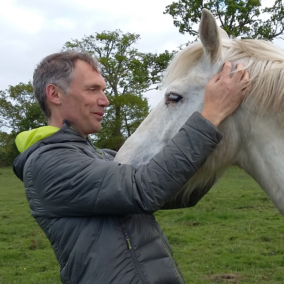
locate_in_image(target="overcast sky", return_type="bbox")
[0,0,192,109]
[1,0,284,109]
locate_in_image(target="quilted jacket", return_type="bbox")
[13,112,222,284]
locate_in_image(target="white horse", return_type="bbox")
[115,9,284,216]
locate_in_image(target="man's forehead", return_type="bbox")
[73,60,103,81]
[74,59,96,71]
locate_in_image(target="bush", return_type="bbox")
[0,146,18,167]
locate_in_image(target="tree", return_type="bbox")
[0,82,46,166]
[164,0,284,41]
[0,131,19,167]
[63,30,173,150]
[0,82,46,133]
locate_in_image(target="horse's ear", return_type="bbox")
[199,9,223,62]
[219,27,229,40]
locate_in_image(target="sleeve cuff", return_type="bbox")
[185,112,223,143]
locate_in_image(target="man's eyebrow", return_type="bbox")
[85,84,106,91]
[85,84,101,88]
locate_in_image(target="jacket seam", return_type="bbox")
[151,158,182,186]
[93,163,112,212]
[172,139,197,172]
[185,123,220,143]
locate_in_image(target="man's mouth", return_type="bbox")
[93,112,104,119]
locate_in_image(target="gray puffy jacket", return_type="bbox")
[13,112,222,284]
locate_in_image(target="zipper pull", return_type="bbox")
[124,232,132,250]
[126,238,132,250]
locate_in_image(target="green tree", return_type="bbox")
[63,30,173,150]
[0,82,46,133]
[0,82,46,166]
[0,131,19,167]
[164,0,284,41]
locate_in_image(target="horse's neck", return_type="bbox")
[236,111,284,216]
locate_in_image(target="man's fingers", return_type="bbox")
[220,62,245,81]
[242,69,250,82]
[235,69,251,97]
[220,62,232,78]
[210,72,221,83]
[212,61,232,83]
[210,62,250,92]
[242,71,252,94]
[241,70,250,87]
[232,63,245,82]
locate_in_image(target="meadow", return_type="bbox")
[0,166,283,283]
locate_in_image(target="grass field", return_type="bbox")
[0,166,284,283]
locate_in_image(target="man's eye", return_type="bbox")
[165,92,183,105]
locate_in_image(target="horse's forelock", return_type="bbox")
[224,40,284,120]
[162,42,203,87]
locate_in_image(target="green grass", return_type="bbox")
[156,167,284,283]
[0,167,60,284]
[0,166,284,283]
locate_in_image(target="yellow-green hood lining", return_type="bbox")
[15,126,59,153]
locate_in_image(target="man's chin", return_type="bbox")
[91,124,101,134]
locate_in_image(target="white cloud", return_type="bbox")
[0,0,283,110]
[0,0,186,92]
[0,0,44,33]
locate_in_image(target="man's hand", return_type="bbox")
[201,62,251,127]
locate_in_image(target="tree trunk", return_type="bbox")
[112,105,124,151]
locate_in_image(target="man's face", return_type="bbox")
[59,60,109,137]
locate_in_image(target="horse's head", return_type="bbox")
[115,9,284,212]
[116,9,230,167]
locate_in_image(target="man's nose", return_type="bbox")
[98,93,109,107]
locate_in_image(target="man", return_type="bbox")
[13,51,250,284]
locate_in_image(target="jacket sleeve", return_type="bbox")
[25,112,222,217]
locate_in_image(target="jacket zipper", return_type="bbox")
[86,137,105,159]
[124,231,132,250]
[153,228,184,284]
[121,228,147,284]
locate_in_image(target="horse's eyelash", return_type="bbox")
[165,93,183,106]
[169,93,180,100]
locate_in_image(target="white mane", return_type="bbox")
[163,39,284,122]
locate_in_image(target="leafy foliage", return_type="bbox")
[0,82,46,133]
[164,0,284,41]
[0,82,46,166]
[0,132,18,167]
[63,30,173,150]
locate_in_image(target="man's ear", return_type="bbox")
[46,84,61,106]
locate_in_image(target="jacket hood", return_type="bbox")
[15,126,60,153]
[13,123,87,181]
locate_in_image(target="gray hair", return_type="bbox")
[33,51,100,118]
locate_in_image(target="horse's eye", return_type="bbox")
[166,92,183,105]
